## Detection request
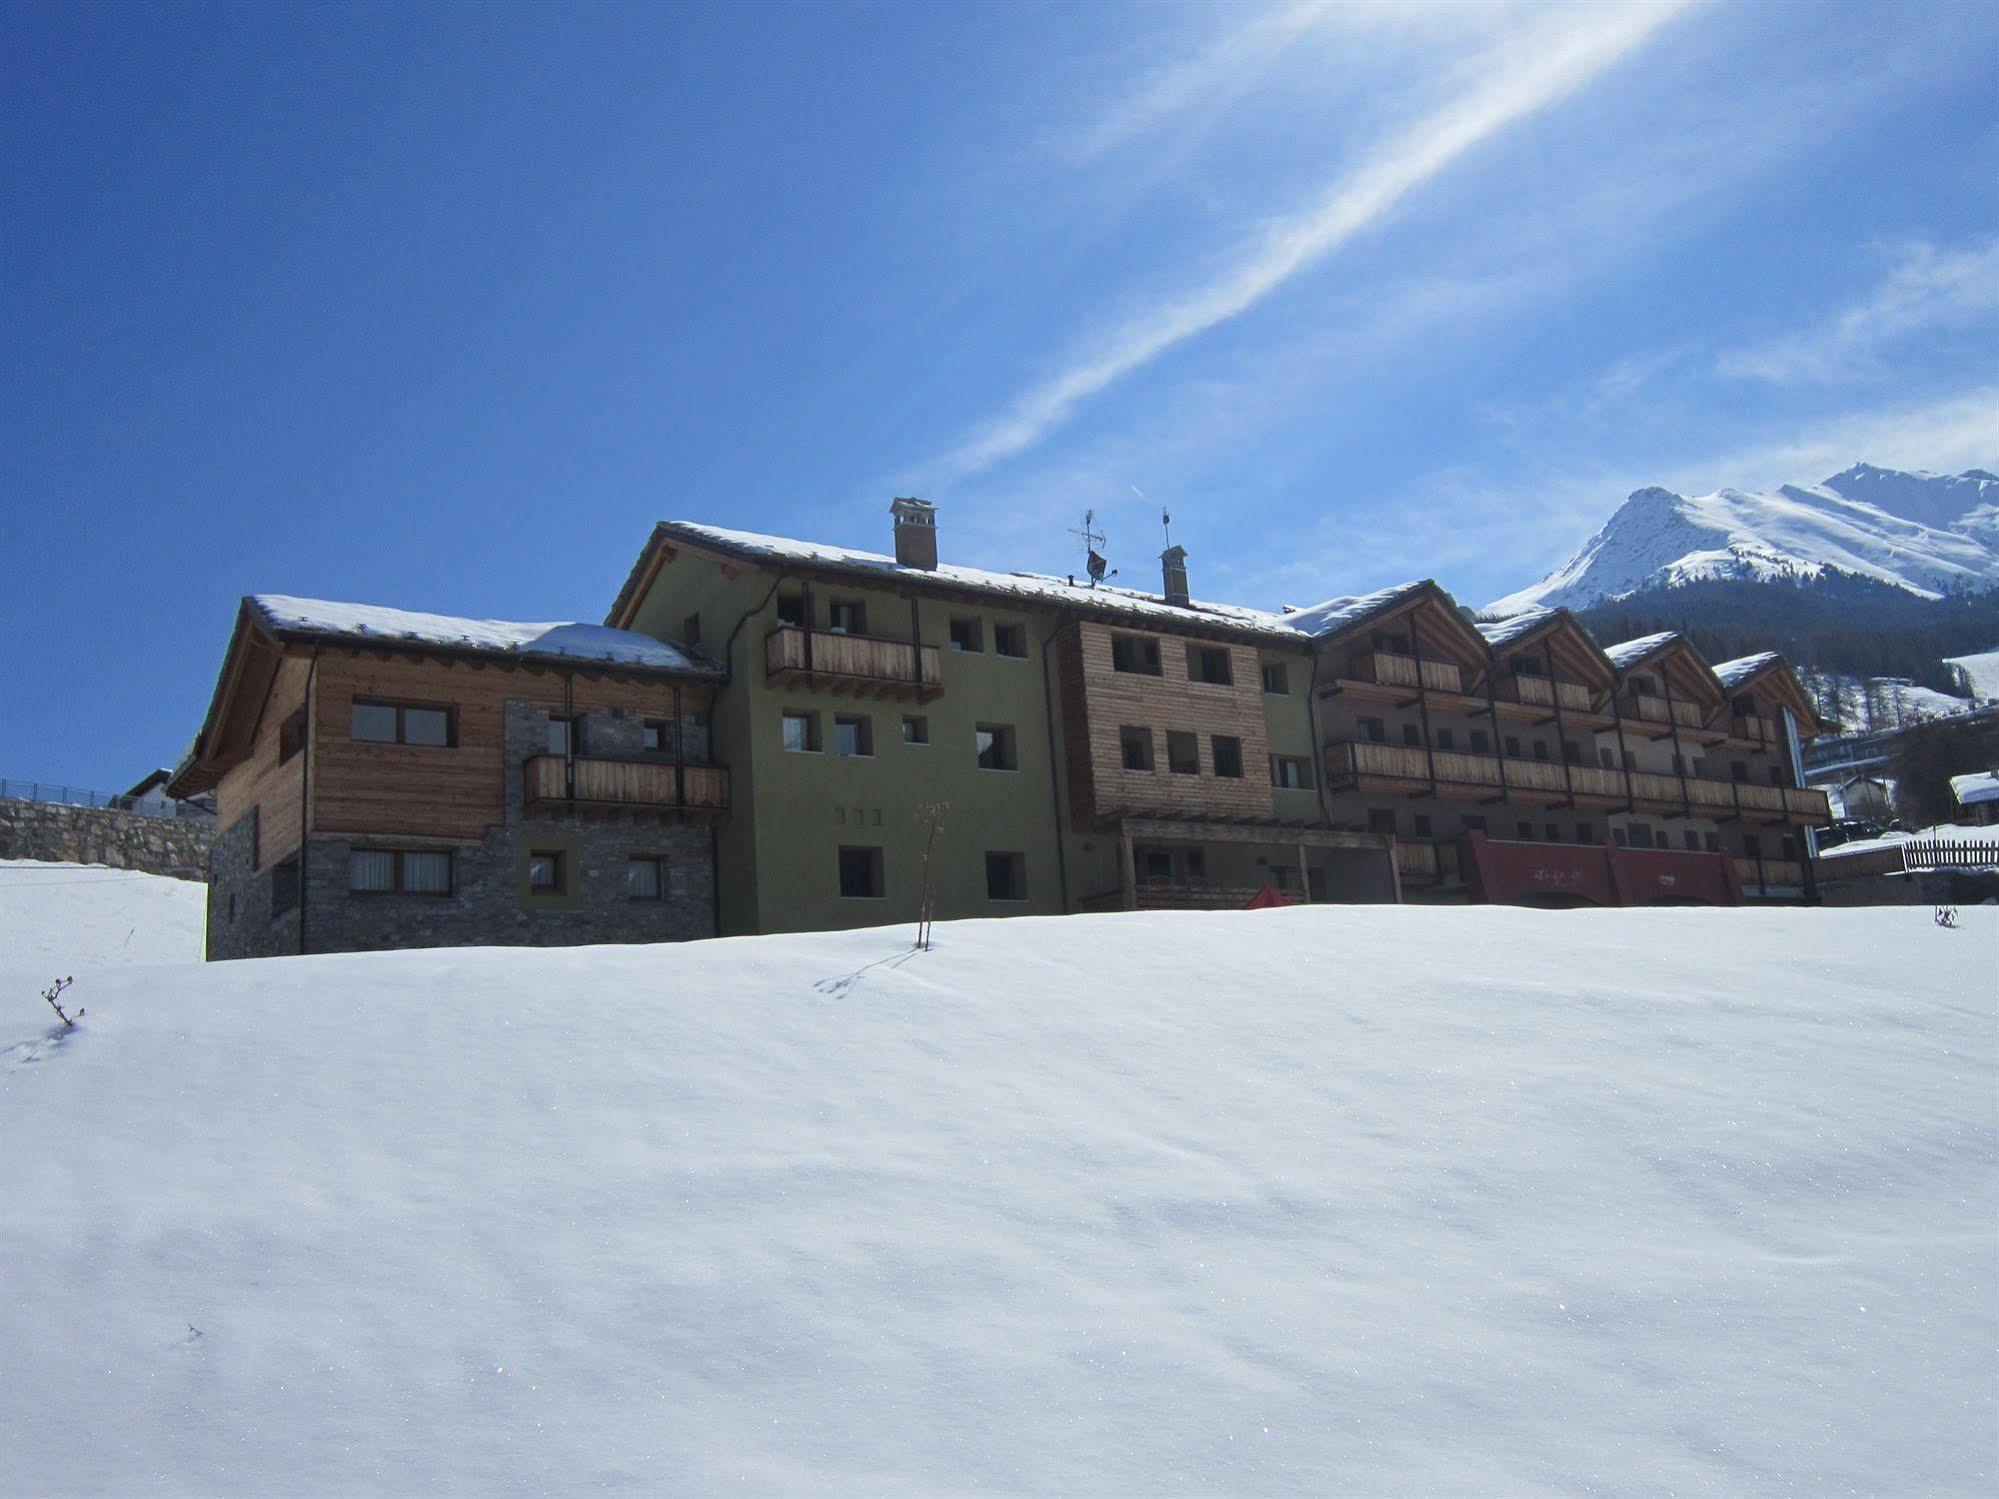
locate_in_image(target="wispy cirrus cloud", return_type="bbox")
[1717,236,1999,383]
[937,1,1696,478]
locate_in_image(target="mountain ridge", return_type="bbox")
[1488,462,1999,616]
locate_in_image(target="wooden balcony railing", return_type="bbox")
[1567,764,1626,799]
[1506,674,1595,713]
[766,626,942,698]
[524,755,729,817]
[1733,715,1779,745]
[1354,651,1462,695]
[1783,786,1831,820]
[1625,693,1705,730]
[1734,857,1805,890]
[1394,840,1462,883]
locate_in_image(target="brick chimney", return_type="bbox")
[1161,544,1190,607]
[890,497,938,570]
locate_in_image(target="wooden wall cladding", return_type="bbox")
[215,654,312,868]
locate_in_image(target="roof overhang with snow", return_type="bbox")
[1710,652,1829,734]
[1477,607,1619,694]
[1603,632,1727,712]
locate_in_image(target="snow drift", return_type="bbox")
[2,879,1993,1495]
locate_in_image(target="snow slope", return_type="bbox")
[4,902,1994,1495]
[1948,647,1999,701]
[1490,463,1999,614]
[0,859,206,992]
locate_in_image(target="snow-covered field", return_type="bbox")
[1949,647,1999,702]
[0,858,206,990]
[3,871,1994,1496]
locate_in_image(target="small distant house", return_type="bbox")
[1826,773,1894,824]
[169,596,724,960]
[1950,769,1999,826]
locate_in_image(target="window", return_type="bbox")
[948,617,983,653]
[782,711,820,753]
[1360,717,1387,744]
[1671,753,1687,775]
[1270,755,1311,790]
[547,717,579,756]
[682,611,702,645]
[1470,729,1491,754]
[838,846,884,899]
[1435,728,1454,751]
[1781,834,1799,859]
[1111,634,1160,675]
[1730,760,1749,782]
[642,720,673,753]
[1576,821,1595,842]
[1563,741,1582,764]
[1367,809,1396,835]
[829,599,866,635]
[1744,834,1762,857]
[1683,830,1701,852]
[975,723,1017,771]
[527,850,566,894]
[1463,815,1487,833]
[902,715,929,746]
[1120,726,1154,771]
[1704,832,1720,852]
[1187,645,1233,684]
[1504,736,1521,758]
[1532,740,1550,761]
[985,851,1027,902]
[1629,824,1654,849]
[1270,865,1300,893]
[271,857,300,917]
[1210,735,1244,778]
[1166,730,1199,775]
[1261,662,1289,695]
[351,700,453,747]
[776,594,807,627]
[993,623,1027,658]
[1633,675,1657,696]
[350,848,452,895]
[1612,828,1629,847]
[834,715,873,757]
[1599,746,1617,769]
[1516,822,1534,840]
[1768,765,1785,787]
[279,708,307,762]
[1546,823,1561,841]
[1413,814,1432,838]
[628,856,666,900]
[1402,724,1422,747]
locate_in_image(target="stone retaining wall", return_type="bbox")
[0,799,212,881]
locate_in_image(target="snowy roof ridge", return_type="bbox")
[1601,631,1683,670]
[1950,770,1999,806]
[1711,651,1785,690]
[249,594,721,675]
[1476,607,1561,650]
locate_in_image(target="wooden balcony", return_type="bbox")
[1129,878,1271,910]
[1394,839,1462,884]
[1623,693,1706,733]
[765,626,942,700]
[523,755,729,820]
[1734,857,1806,891]
[1783,785,1832,822]
[1732,715,1779,746]
[1503,673,1595,714]
[1349,650,1462,695]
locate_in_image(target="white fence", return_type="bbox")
[0,778,215,823]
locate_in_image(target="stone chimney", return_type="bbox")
[1160,545,1190,607]
[890,497,938,570]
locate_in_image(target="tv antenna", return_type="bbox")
[1069,509,1116,586]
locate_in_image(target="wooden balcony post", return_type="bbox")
[1660,675,1692,821]
[1296,843,1310,902]
[1119,822,1138,912]
[1483,668,1512,805]
[1409,621,1438,796]
[1552,688,1575,808]
[1611,693,1634,812]
[672,683,686,808]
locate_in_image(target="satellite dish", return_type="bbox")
[1087,549,1108,583]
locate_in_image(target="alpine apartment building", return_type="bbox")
[174,500,1833,958]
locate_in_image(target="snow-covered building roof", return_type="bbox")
[250,595,720,675]
[1278,581,1432,639]
[1476,607,1559,650]
[1602,631,1682,670]
[1712,652,1784,690]
[1951,770,1999,807]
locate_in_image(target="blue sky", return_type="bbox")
[4,0,1996,789]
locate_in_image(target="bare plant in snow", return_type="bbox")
[1934,906,1959,929]
[42,976,83,1028]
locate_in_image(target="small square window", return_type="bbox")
[350,849,395,892]
[403,851,451,894]
[1532,740,1550,762]
[829,599,866,635]
[628,856,665,900]
[1470,729,1491,754]
[1402,724,1422,747]
[279,708,307,762]
[1546,823,1561,841]
[1166,730,1199,775]
[902,715,929,746]
[528,851,565,894]
[782,711,820,753]
[1683,830,1701,851]
[1504,736,1521,758]
[949,617,983,653]
[1435,728,1454,751]
[350,702,398,743]
[993,623,1027,658]
[776,594,807,627]
[400,707,449,747]
[1270,755,1310,790]
[547,717,578,756]
[838,846,884,899]
[1211,735,1243,778]
[1600,746,1617,769]
[1187,645,1233,685]
[1516,822,1534,840]
[1260,662,1289,695]
[1110,634,1161,675]
[1576,821,1595,842]
[985,851,1026,902]
[1413,814,1432,838]
[834,715,873,757]
[1367,809,1396,835]
[975,723,1017,771]
[1120,726,1154,771]
[1360,717,1387,744]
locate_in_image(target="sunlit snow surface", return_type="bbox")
[2,878,1993,1495]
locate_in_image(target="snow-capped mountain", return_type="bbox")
[1487,463,1999,615]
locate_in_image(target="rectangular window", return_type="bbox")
[279,708,307,762]
[1671,753,1687,775]
[1360,717,1387,743]
[547,717,578,756]
[776,594,807,627]
[1463,815,1487,833]
[1211,735,1244,778]
[351,700,454,747]
[1576,821,1595,843]
[1120,726,1154,771]
[1367,809,1396,835]
[1532,740,1550,761]
[1470,729,1491,754]
[1599,746,1616,769]
[1516,822,1534,840]
[1261,662,1290,695]
[1166,730,1199,775]
[1270,755,1310,789]
[628,856,665,900]
[350,848,452,895]
[782,711,820,753]
[1187,645,1234,684]
[682,611,702,645]
[1413,814,1433,838]
[1111,634,1161,675]
[1731,761,1749,782]
[993,623,1027,658]
[829,599,866,635]
[271,856,300,917]
[1612,828,1629,847]
[975,723,1017,771]
[527,850,566,894]
[901,715,929,746]
[834,715,873,757]
[1504,736,1522,758]
[1769,766,1785,787]
[1705,832,1721,852]
[985,851,1027,902]
[1683,830,1701,851]
[1563,741,1582,764]
[1629,824,1654,849]
[838,845,884,899]
[1402,724,1422,747]
[1435,728,1454,751]
[948,617,983,653]
[1744,833,1762,857]
[1546,823,1561,841]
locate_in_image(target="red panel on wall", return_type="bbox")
[1462,832,1744,908]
